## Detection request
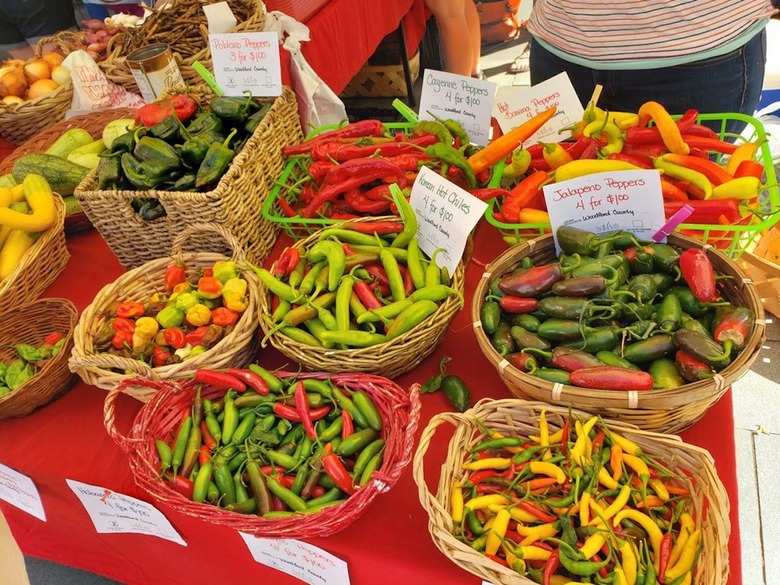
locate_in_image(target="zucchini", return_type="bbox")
[12,153,90,196]
[45,128,94,159]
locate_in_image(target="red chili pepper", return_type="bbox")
[713,306,754,350]
[467,469,505,484]
[607,152,654,169]
[384,152,431,171]
[664,199,741,224]
[484,554,509,568]
[225,368,269,395]
[193,369,247,392]
[565,135,600,159]
[682,135,739,154]
[322,450,356,495]
[211,307,240,328]
[164,263,187,291]
[344,188,391,214]
[399,264,414,296]
[198,443,212,466]
[354,279,383,310]
[200,421,217,450]
[658,533,673,581]
[519,501,557,523]
[272,403,331,422]
[679,248,718,302]
[682,124,720,139]
[151,346,170,367]
[735,159,765,180]
[276,196,298,217]
[168,474,194,499]
[658,153,733,186]
[163,327,186,349]
[498,295,539,314]
[502,170,551,222]
[111,330,133,350]
[560,418,570,458]
[569,365,654,390]
[111,317,136,334]
[621,142,669,158]
[625,108,697,144]
[293,381,317,440]
[364,263,391,290]
[469,188,512,202]
[311,134,437,162]
[527,157,552,172]
[306,159,338,184]
[543,549,560,585]
[660,178,690,202]
[43,331,63,346]
[283,120,388,156]
[115,301,145,319]
[341,409,354,440]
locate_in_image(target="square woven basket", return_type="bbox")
[73,86,302,269]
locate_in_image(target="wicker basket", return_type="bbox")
[0,298,78,418]
[100,0,266,94]
[0,196,69,309]
[340,50,421,98]
[74,86,301,269]
[258,217,466,379]
[472,233,766,434]
[68,223,260,399]
[103,372,421,537]
[0,107,137,234]
[413,399,730,585]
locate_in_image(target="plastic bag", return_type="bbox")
[753,101,780,165]
[61,50,145,119]
[264,11,347,130]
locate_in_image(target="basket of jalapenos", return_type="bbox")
[74,87,302,269]
[472,226,766,434]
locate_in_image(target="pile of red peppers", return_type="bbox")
[450,409,703,583]
[481,225,754,391]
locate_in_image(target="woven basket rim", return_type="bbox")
[103,371,422,537]
[470,232,766,433]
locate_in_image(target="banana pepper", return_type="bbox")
[0,174,56,232]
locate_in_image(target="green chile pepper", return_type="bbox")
[491,320,515,356]
[673,329,732,370]
[480,299,501,335]
[626,274,661,304]
[532,367,571,384]
[513,313,540,332]
[168,173,197,192]
[148,115,180,142]
[645,243,681,276]
[187,112,224,136]
[442,374,470,412]
[352,391,382,432]
[353,439,386,479]
[213,461,236,505]
[195,129,238,190]
[244,102,272,134]
[509,325,551,351]
[210,92,259,123]
[557,225,617,256]
[536,318,586,341]
[595,350,639,370]
[620,333,676,363]
[110,129,139,154]
[97,155,122,190]
[385,299,439,339]
[337,428,378,457]
[657,293,682,333]
[4,359,36,390]
[308,240,347,293]
[121,153,171,190]
[560,325,619,353]
[538,296,615,321]
[680,312,711,336]
[649,357,684,389]
[133,135,180,164]
[668,286,730,318]
[631,247,655,274]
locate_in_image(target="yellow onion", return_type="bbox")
[23,59,51,84]
[27,78,59,100]
[0,67,28,98]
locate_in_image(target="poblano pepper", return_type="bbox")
[148,115,181,142]
[187,112,224,136]
[195,129,238,189]
[210,91,259,123]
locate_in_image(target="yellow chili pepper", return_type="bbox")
[607,430,641,456]
[169,281,192,300]
[618,539,638,585]
[613,509,663,562]
[530,428,563,445]
[489,430,524,454]
[450,480,464,523]
[596,467,618,490]
[514,545,551,561]
[538,408,551,459]
[621,453,649,478]
[592,106,640,129]
[579,491,591,526]
[583,120,624,155]
[132,316,160,351]
[709,176,762,201]
[489,503,537,524]
[542,142,574,170]
[186,303,212,327]
[637,100,690,155]
[668,512,696,567]
[465,494,512,510]
[554,159,640,183]
[485,507,511,555]
[725,140,759,175]
[653,157,713,199]
[502,148,532,180]
[515,522,558,540]
[0,228,36,279]
[462,457,513,471]
[614,567,628,585]
[663,528,701,582]
[529,461,566,483]
[570,416,598,467]
[589,484,631,525]
[0,174,56,232]
[579,532,607,559]
[648,478,670,502]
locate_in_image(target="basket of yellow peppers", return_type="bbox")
[69,223,260,401]
[0,174,70,308]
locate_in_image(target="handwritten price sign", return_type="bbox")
[209,32,281,96]
[544,170,666,250]
[0,463,46,521]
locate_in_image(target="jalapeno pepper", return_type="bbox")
[673,329,732,370]
[679,248,718,303]
[569,365,654,391]
[712,306,754,350]
[620,334,676,363]
[499,263,564,297]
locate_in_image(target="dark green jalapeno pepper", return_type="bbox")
[626,274,661,304]
[560,325,619,353]
[657,293,682,333]
[668,286,730,318]
[532,367,571,384]
[97,155,122,190]
[536,318,587,341]
[631,246,655,274]
[121,153,172,190]
[620,333,676,363]
[557,225,613,256]
[168,173,197,192]
[617,302,658,323]
[538,296,616,321]
[148,115,181,142]
[442,374,470,412]
[673,329,732,370]
[244,101,272,134]
[595,350,640,370]
[110,130,137,154]
[181,132,221,168]
[645,242,681,277]
[133,135,180,164]
[491,320,515,356]
[513,313,540,332]
[195,128,238,190]
[480,299,501,335]
[679,312,711,336]
[509,325,551,351]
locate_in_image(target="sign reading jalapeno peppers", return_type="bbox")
[450,410,704,582]
[480,225,755,390]
[154,368,387,515]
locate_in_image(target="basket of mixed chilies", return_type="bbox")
[103,367,421,537]
[472,225,765,434]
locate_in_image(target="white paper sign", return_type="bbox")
[0,463,45,521]
[544,170,666,248]
[409,166,488,274]
[240,534,351,585]
[203,2,237,34]
[493,72,584,143]
[66,479,185,546]
[418,69,497,146]
[209,32,282,96]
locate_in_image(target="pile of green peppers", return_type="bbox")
[96,93,272,220]
[0,332,66,396]
[481,225,755,391]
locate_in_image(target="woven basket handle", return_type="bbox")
[412,408,472,522]
[103,378,169,453]
[69,352,159,380]
[371,384,422,490]
[170,222,247,264]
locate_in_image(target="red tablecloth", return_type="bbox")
[0,221,742,585]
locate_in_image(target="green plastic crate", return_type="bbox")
[485,112,779,258]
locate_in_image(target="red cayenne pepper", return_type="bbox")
[282,120,388,156]
[341,409,354,440]
[193,369,247,392]
[321,445,356,495]
[272,403,331,422]
[294,381,317,440]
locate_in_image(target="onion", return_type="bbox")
[23,59,51,84]
[41,52,64,69]
[27,78,59,100]
[51,65,71,86]
[2,95,24,106]
[0,67,28,98]
[2,58,25,70]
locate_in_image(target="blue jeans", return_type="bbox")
[529,29,767,135]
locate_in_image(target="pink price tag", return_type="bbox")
[652,204,694,242]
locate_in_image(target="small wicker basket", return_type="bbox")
[68,223,260,400]
[0,298,78,418]
[0,196,70,309]
[472,233,766,434]
[413,399,730,585]
[0,107,137,234]
[258,217,466,379]
[103,372,421,537]
[100,0,266,93]
[74,87,301,269]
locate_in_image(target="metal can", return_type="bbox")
[126,43,185,102]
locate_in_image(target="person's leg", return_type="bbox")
[464,0,481,76]
[425,0,474,76]
[0,511,30,585]
[0,0,34,60]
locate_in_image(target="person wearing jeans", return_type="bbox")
[526,0,777,134]
[0,0,76,60]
